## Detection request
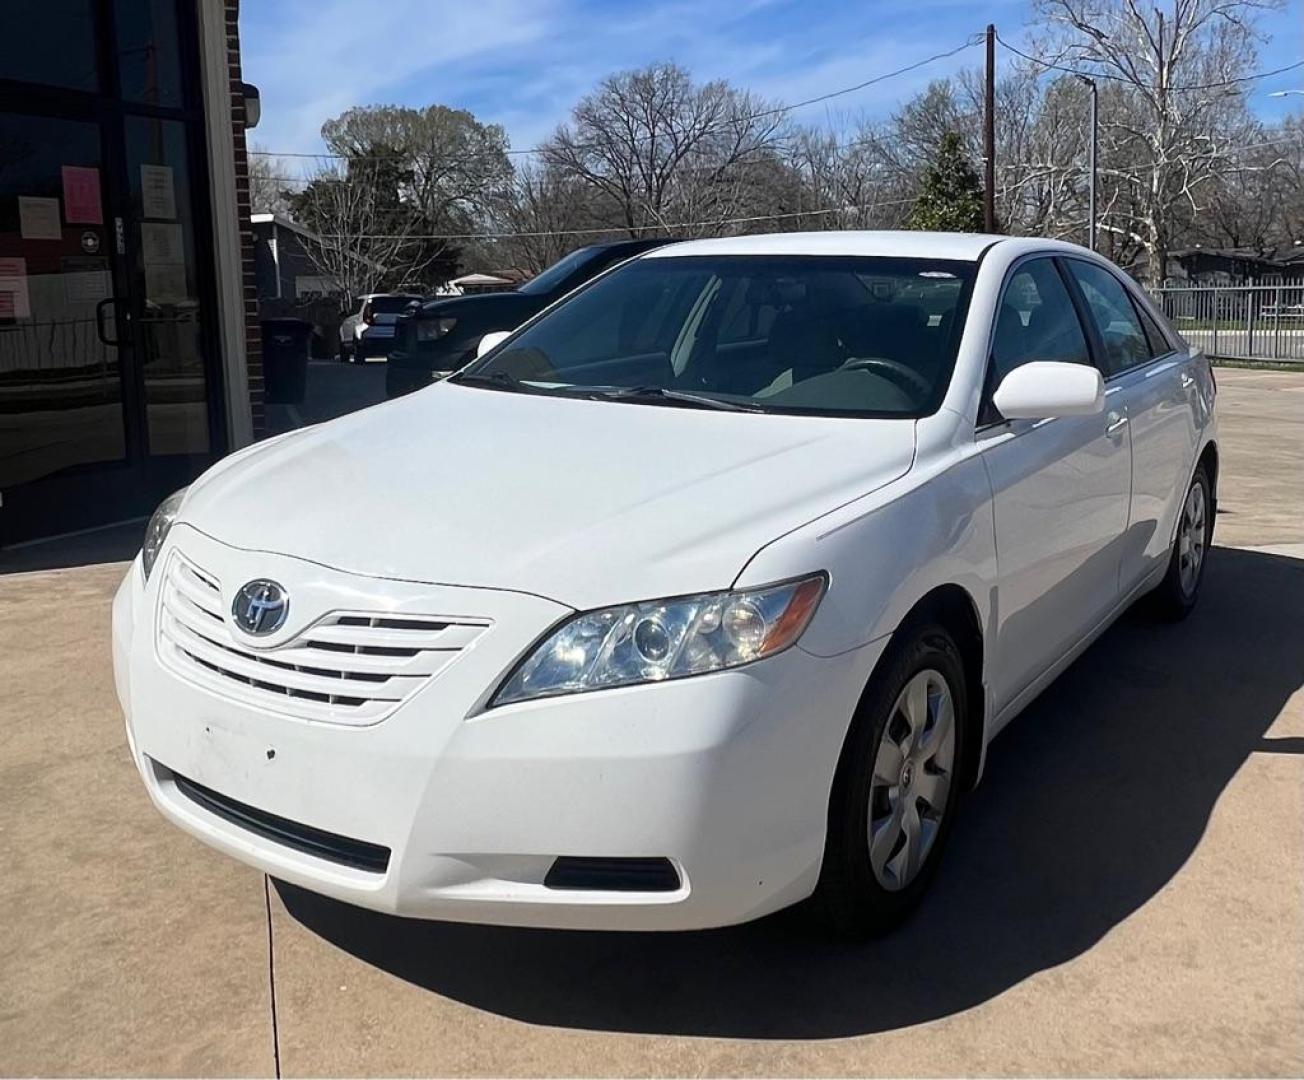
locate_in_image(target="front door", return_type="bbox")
[977,256,1132,716]
[0,0,223,546]
[1061,256,1201,592]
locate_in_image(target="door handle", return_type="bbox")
[1105,411,1129,439]
[95,297,119,347]
[1179,373,1196,391]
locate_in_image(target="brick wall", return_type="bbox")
[224,0,264,439]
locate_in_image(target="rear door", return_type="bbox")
[1061,258,1199,592]
[977,256,1132,714]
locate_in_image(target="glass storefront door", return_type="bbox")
[0,0,222,546]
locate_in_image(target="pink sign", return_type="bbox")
[62,166,103,225]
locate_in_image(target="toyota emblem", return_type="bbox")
[232,580,289,636]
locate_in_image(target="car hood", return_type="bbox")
[182,385,916,610]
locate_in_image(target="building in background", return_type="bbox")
[448,270,528,295]
[0,0,261,546]
[251,213,341,304]
[251,212,345,358]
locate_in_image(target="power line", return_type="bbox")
[247,37,983,164]
[995,33,1304,92]
[259,131,897,184]
[994,132,1304,175]
[261,129,1304,188]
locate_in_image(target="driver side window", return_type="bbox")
[989,259,1092,392]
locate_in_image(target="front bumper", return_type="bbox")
[113,531,880,930]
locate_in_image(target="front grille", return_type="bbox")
[169,767,390,873]
[157,552,488,725]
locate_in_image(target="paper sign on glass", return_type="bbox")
[0,257,33,319]
[62,166,103,225]
[140,222,185,264]
[62,256,112,304]
[145,263,189,304]
[140,164,177,219]
[18,196,62,240]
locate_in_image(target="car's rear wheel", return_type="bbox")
[811,624,966,937]
[1151,464,1212,620]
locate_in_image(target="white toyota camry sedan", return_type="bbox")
[113,232,1217,936]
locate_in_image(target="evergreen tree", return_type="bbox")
[907,132,986,232]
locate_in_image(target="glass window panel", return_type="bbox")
[469,256,977,417]
[1066,260,1153,375]
[0,111,125,491]
[125,115,210,456]
[990,259,1092,388]
[114,0,185,107]
[0,0,99,92]
[1136,301,1173,357]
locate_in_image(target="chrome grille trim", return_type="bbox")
[156,552,488,725]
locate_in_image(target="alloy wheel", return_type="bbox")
[867,668,957,891]
[1177,481,1208,598]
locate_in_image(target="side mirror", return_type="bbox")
[476,330,511,358]
[992,361,1105,420]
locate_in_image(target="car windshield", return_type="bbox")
[456,255,976,417]
[516,247,598,296]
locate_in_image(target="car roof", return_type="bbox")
[640,230,1006,262]
[580,237,676,255]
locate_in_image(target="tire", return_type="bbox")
[1150,463,1213,621]
[810,623,968,938]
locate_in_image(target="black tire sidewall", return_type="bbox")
[1158,465,1213,617]
[814,624,969,936]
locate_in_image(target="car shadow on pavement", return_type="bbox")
[276,545,1304,1039]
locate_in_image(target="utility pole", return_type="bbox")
[1077,75,1098,251]
[984,24,997,233]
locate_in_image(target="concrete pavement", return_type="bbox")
[1,368,1301,1076]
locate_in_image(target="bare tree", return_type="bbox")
[288,157,435,306]
[482,162,606,273]
[541,62,788,237]
[248,145,294,216]
[1035,0,1280,284]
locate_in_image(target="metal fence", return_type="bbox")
[1152,280,1304,364]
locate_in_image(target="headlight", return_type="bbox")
[492,574,826,707]
[416,317,457,342]
[141,487,188,581]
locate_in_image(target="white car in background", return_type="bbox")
[338,292,423,362]
[114,232,1216,936]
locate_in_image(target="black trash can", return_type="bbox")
[260,318,313,405]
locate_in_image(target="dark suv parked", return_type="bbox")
[385,238,674,398]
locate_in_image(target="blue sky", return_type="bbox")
[241,0,1304,168]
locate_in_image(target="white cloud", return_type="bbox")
[242,0,556,153]
[240,0,1014,159]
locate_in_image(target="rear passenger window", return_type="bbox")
[989,258,1091,391]
[1066,260,1153,375]
[1136,302,1173,357]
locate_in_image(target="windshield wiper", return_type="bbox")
[585,386,765,413]
[450,369,523,391]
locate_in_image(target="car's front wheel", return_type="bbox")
[1151,463,1213,620]
[811,624,967,937]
